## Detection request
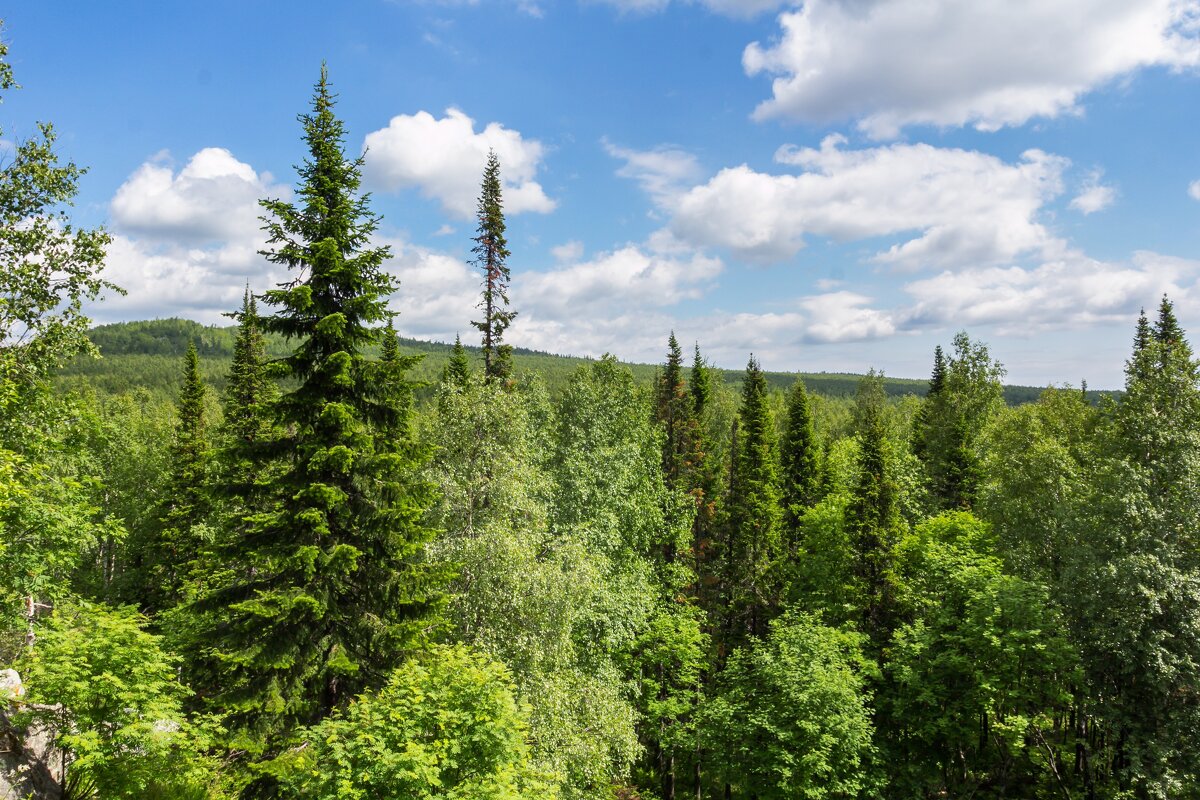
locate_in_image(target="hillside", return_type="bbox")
[57,318,1092,405]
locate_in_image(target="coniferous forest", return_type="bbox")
[5,37,1200,800]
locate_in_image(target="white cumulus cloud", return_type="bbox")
[744,0,1200,137]
[1070,171,1117,214]
[605,140,704,207]
[362,108,555,219]
[669,135,1066,266]
[110,148,289,242]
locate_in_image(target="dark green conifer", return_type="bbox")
[846,371,899,648]
[722,355,782,644]
[1153,294,1184,348]
[141,341,209,612]
[690,342,710,418]
[656,332,697,490]
[195,67,447,747]
[224,287,272,445]
[780,377,821,548]
[470,151,516,382]
[443,333,471,388]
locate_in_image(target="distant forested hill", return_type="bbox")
[58,318,1099,405]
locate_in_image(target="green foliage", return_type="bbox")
[722,355,782,645]
[886,513,1078,798]
[191,68,448,744]
[913,332,1006,511]
[846,371,902,646]
[443,333,472,388]
[273,644,556,800]
[699,611,875,799]
[780,377,821,536]
[17,602,228,798]
[472,151,517,382]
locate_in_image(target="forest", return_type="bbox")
[3,37,1200,800]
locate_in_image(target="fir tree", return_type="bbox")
[690,342,711,418]
[194,68,447,748]
[442,333,471,389]
[223,286,272,445]
[911,345,945,465]
[656,332,698,491]
[722,355,782,645]
[780,377,820,531]
[846,371,899,648]
[1153,294,1184,348]
[470,151,516,382]
[141,341,209,612]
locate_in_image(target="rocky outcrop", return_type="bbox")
[0,671,62,800]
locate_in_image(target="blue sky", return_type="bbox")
[6,0,1200,387]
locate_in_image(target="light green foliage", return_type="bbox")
[17,602,227,798]
[886,512,1078,798]
[274,644,556,800]
[0,28,117,647]
[978,387,1096,583]
[427,370,643,798]
[780,377,821,534]
[699,612,875,799]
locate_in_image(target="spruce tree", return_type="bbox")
[656,332,698,491]
[722,355,782,645]
[780,377,821,535]
[141,341,209,612]
[223,287,273,445]
[690,342,710,418]
[471,150,516,382]
[195,68,446,746]
[846,371,899,648]
[443,333,471,389]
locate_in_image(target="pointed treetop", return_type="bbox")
[1154,294,1184,348]
[929,345,947,396]
[1134,308,1151,352]
[691,342,710,417]
[443,333,471,388]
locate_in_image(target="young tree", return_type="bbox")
[193,67,447,747]
[656,332,701,495]
[471,151,516,382]
[443,333,471,389]
[223,287,273,445]
[690,342,711,419]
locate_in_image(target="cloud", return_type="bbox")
[899,250,1200,334]
[744,0,1200,137]
[799,291,896,343]
[1189,179,1200,200]
[605,140,704,206]
[668,135,1066,266]
[1070,170,1117,214]
[110,148,289,242]
[517,241,723,319]
[551,240,585,262]
[362,108,555,218]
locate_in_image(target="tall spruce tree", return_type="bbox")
[656,332,699,492]
[846,371,900,648]
[139,341,209,612]
[194,68,446,747]
[471,150,516,382]
[722,355,782,645]
[780,377,821,536]
[690,342,711,418]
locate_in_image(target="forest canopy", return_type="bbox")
[2,39,1199,800]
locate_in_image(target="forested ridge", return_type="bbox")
[3,43,1200,800]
